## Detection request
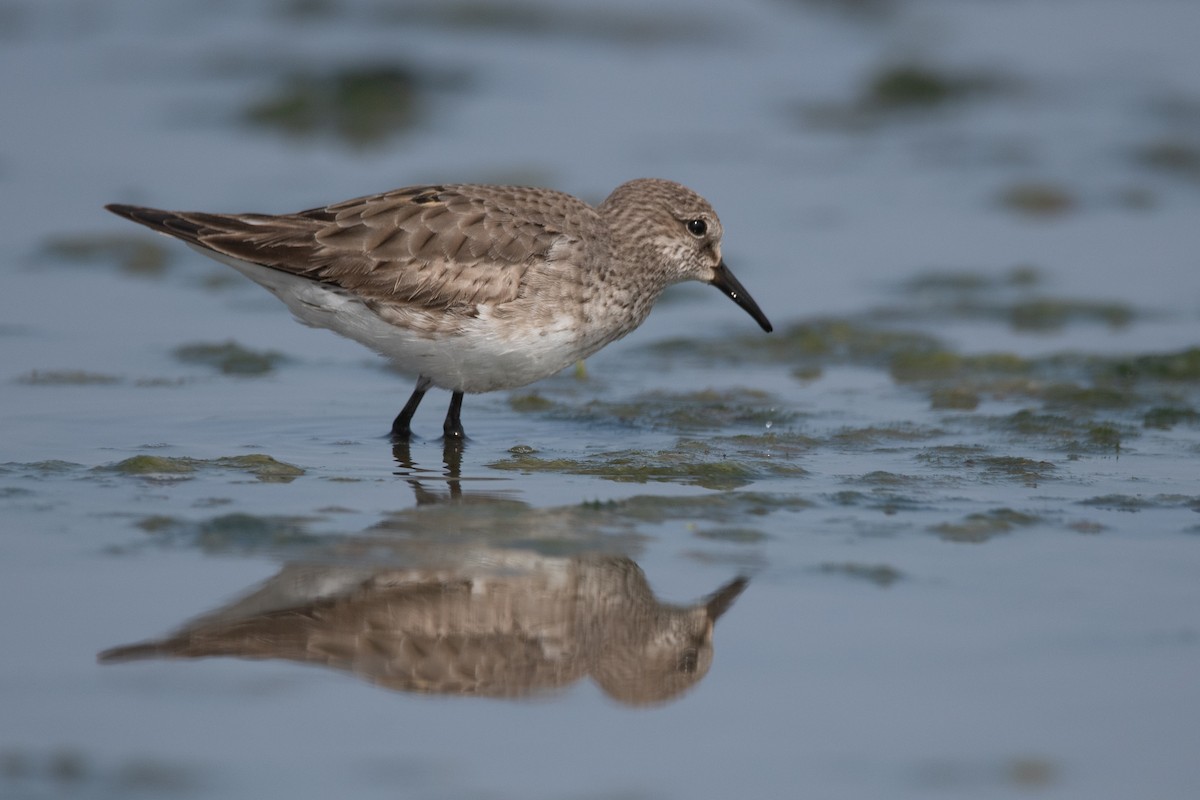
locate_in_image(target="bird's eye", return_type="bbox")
[686,219,707,237]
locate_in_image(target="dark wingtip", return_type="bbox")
[104,203,205,242]
[104,203,139,220]
[104,203,168,227]
[96,641,164,664]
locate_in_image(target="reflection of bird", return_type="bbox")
[99,555,747,706]
[105,179,772,439]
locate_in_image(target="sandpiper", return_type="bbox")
[106,178,773,439]
[98,552,748,706]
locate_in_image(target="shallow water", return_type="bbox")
[3,1,1200,798]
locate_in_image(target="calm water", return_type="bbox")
[3,1,1200,798]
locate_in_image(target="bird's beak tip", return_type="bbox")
[710,261,773,333]
[705,576,749,621]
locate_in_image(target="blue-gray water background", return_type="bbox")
[2,1,1199,798]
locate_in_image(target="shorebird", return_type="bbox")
[98,553,748,706]
[106,178,772,439]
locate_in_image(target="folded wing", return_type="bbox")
[106,183,600,311]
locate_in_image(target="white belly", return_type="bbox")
[196,246,586,393]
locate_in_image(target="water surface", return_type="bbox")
[2,1,1199,798]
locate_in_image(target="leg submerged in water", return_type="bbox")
[443,391,465,440]
[391,376,432,440]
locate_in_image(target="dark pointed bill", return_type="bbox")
[705,576,749,622]
[709,261,773,332]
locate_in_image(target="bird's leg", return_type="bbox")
[391,376,432,440]
[442,391,466,440]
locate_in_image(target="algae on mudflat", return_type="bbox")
[41,232,173,276]
[96,454,304,483]
[173,341,286,376]
[489,438,805,490]
[243,66,422,148]
[930,508,1040,543]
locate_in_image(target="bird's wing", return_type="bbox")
[106,184,601,310]
[97,580,585,697]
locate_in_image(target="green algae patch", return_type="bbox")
[596,492,815,525]
[40,232,173,276]
[986,457,1050,481]
[103,455,197,476]
[1040,383,1137,411]
[242,66,421,148]
[818,562,902,587]
[993,410,1131,454]
[211,455,305,483]
[186,512,317,552]
[135,514,179,533]
[1079,494,1148,512]
[800,62,1013,131]
[801,62,1011,130]
[96,454,303,483]
[17,370,122,386]
[1002,410,1078,437]
[997,183,1076,218]
[1086,423,1122,451]
[886,268,1137,332]
[977,456,1056,483]
[1008,298,1132,331]
[915,448,1056,485]
[582,388,796,432]
[1074,494,1187,513]
[694,526,769,544]
[792,365,823,382]
[0,460,85,476]
[1107,348,1200,383]
[369,1,716,45]
[829,423,944,448]
[1005,757,1060,789]
[779,320,943,364]
[0,747,201,795]
[508,392,555,412]
[489,449,757,490]
[125,512,320,555]
[830,489,927,514]
[930,386,980,410]
[930,508,1040,543]
[722,431,819,456]
[648,318,943,369]
[1134,139,1200,182]
[891,351,1161,418]
[488,440,804,490]
[507,386,795,433]
[902,266,1041,294]
[890,350,1032,383]
[173,341,286,375]
[506,383,796,434]
[1143,406,1200,429]
[866,64,1006,109]
[890,350,964,382]
[849,471,922,487]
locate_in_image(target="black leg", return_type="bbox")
[391,376,431,440]
[442,391,465,439]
